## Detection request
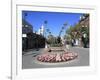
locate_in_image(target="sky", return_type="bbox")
[22,11,83,37]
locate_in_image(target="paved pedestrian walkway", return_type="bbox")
[22,47,89,69]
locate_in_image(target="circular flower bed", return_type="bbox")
[37,52,78,63]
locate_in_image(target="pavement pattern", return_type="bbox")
[22,47,89,69]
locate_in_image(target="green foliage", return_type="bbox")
[66,23,89,40]
[50,43,62,47]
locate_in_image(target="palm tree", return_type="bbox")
[59,22,67,37]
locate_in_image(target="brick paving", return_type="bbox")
[22,47,89,69]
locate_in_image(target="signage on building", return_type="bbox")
[22,34,27,37]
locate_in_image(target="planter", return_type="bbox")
[36,52,78,63]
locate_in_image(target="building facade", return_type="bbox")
[78,14,89,47]
[22,19,45,52]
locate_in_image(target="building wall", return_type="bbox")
[22,19,45,51]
